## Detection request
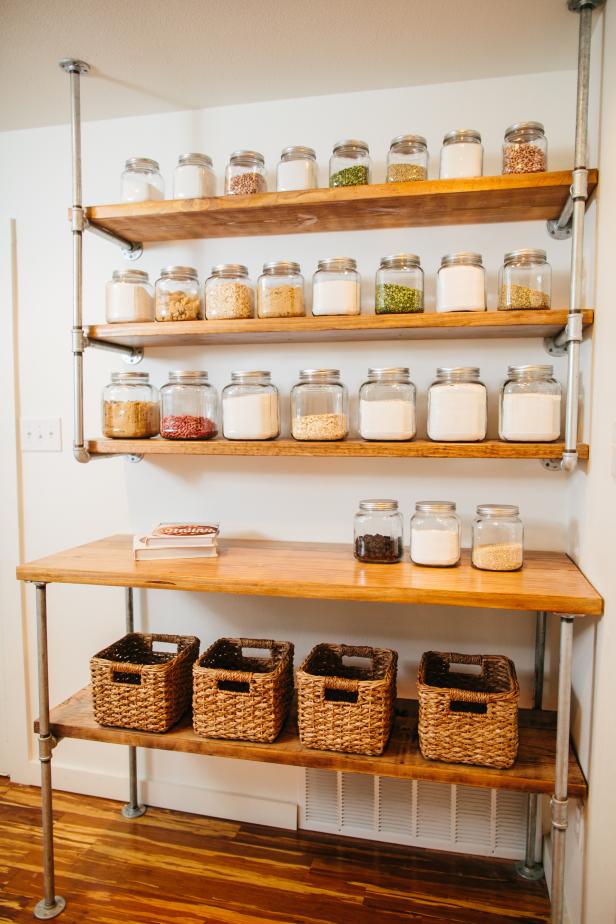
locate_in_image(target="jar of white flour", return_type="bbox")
[410,501,461,567]
[222,371,280,440]
[358,367,416,441]
[427,367,487,442]
[436,252,486,312]
[499,365,561,442]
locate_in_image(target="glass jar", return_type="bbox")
[359,368,416,441]
[499,365,561,443]
[312,257,360,316]
[155,266,202,322]
[257,261,305,318]
[502,122,547,174]
[354,500,404,564]
[329,140,371,187]
[410,501,461,567]
[386,134,428,182]
[472,505,524,572]
[498,249,551,310]
[375,253,424,314]
[205,264,254,320]
[160,371,218,440]
[436,252,486,313]
[102,371,159,439]
[121,157,164,202]
[173,153,216,199]
[225,150,266,195]
[276,146,317,191]
[291,369,349,441]
[439,130,483,179]
[105,269,154,323]
[427,367,487,442]
[222,371,280,440]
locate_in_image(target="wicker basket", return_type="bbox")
[417,651,519,769]
[90,633,200,733]
[193,638,294,742]
[296,643,397,756]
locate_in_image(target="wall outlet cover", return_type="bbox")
[20,417,62,452]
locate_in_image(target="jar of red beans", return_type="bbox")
[159,371,218,440]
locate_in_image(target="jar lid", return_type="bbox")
[440,252,483,268]
[168,370,209,383]
[230,150,265,166]
[380,253,421,270]
[298,368,341,383]
[160,265,199,280]
[178,152,213,168]
[367,367,410,381]
[504,121,545,140]
[280,146,316,160]
[262,260,302,275]
[507,364,554,380]
[210,263,249,278]
[504,248,547,265]
[110,371,150,383]
[435,367,481,382]
[442,129,482,146]
[359,499,399,512]
[389,134,427,151]
[415,501,457,513]
[332,139,369,155]
[111,269,150,283]
[125,157,160,171]
[476,504,520,517]
[316,257,357,272]
[230,370,271,383]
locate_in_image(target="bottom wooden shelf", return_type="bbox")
[40,686,587,797]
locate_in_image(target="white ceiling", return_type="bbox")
[0,0,580,132]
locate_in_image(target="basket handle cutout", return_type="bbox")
[241,646,273,663]
[112,670,142,686]
[341,654,374,671]
[448,661,482,676]
[449,700,488,715]
[217,679,251,694]
[324,687,359,704]
[152,640,179,654]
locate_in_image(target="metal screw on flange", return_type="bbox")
[59,59,90,75]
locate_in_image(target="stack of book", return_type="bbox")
[133,523,219,561]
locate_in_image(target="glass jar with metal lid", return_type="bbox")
[222,371,280,441]
[439,129,483,179]
[312,257,360,316]
[436,252,486,313]
[173,153,216,199]
[121,157,164,202]
[498,249,551,310]
[291,369,349,441]
[410,501,461,567]
[499,365,561,442]
[257,261,305,318]
[472,505,524,572]
[359,368,416,441]
[155,266,202,322]
[225,150,267,195]
[276,146,317,191]
[427,367,487,442]
[354,500,404,564]
[105,269,154,323]
[102,371,159,439]
[329,140,371,187]
[375,254,424,314]
[160,371,218,440]
[205,264,254,320]
[386,135,428,182]
[502,122,547,174]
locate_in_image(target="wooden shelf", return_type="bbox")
[38,687,587,798]
[87,308,594,348]
[83,170,598,242]
[16,535,603,615]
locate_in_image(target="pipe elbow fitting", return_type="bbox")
[560,451,578,473]
[73,446,91,464]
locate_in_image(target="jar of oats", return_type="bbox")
[205,264,255,320]
[155,266,202,322]
[257,261,305,318]
[291,369,348,441]
[472,505,524,572]
[102,371,159,439]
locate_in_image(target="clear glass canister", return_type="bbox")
[276,146,317,191]
[105,269,154,323]
[410,501,461,567]
[439,130,483,179]
[502,122,547,174]
[121,157,164,202]
[155,266,202,322]
[173,153,216,199]
[354,500,404,564]
[222,371,280,440]
[472,505,524,571]
[375,253,424,314]
[498,249,551,310]
[329,140,371,187]
[436,252,486,312]
[102,371,159,439]
[291,369,349,441]
[312,257,360,316]
[427,367,487,442]
[499,365,561,442]
[359,367,416,441]
[225,150,267,195]
[160,371,218,440]
[257,261,305,318]
[205,264,254,320]
[386,134,428,182]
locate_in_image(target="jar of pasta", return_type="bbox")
[155,266,202,322]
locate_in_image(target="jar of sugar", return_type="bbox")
[439,129,483,179]
[410,501,461,567]
[427,367,487,442]
[276,146,318,191]
[499,365,561,442]
[105,269,154,323]
[312,257,360,316]
[222,371,280,441]
[173,153,216,199]
[436,252,486,313]
[359,368,416,441]
[121,157,164,202]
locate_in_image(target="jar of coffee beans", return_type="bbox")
[354,499,404,564]
[502,122,547,174]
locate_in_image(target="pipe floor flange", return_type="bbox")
[34,896,66,920]
[515,860,545,881]
[121,803,147,819]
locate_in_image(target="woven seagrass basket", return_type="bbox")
[417,651,519,769]
[296,643,397,756]
[90,633,200,733]
[192,638,294,742]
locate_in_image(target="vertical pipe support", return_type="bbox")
[121,587,146,820]
[550,615,575,924]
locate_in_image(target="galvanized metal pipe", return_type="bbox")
[534,611,547,710]
[121,587,146,819]
[86,337,143,362]
[550,615,575,924]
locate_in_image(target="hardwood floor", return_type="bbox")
[0,779,550,923]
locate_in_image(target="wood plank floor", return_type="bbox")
[0,779,550,923]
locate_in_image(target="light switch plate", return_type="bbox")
[20,417,62,452]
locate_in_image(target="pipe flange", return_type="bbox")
[59,58,90,74]
[127,455,144,464]
[567,0,606,10]
[546,217,572,240]
[541,459,562,471]
[122,348,144,366]
[34,896,66,920]
[121,803,147,819]
[121,243,144,261]
[515,861,545,881]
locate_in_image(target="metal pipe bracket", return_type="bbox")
[544,312,583,357]
[38,734,58,761]
[71,327,88,354]
[70,207,85,233]
[550,796,569,831]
